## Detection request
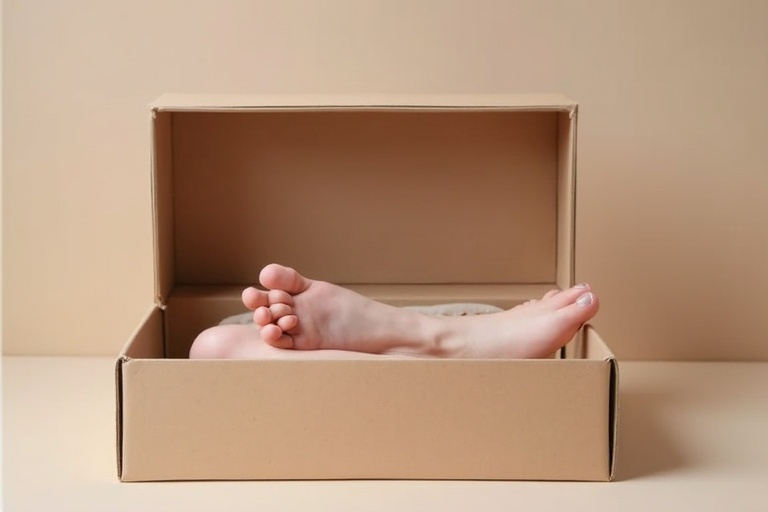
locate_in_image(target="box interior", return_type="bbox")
[149,101,576,358]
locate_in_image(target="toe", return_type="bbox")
[259,323,282,342]
[268,289,294,306]
[260,324,294,348]
[276,314,298,331]
[253,306,273,327]
[259,263,312,294]
[269,303,293,320]
[542,289,560,300]
[558,291,600,324]
[544,283,591,309]
[242,287,270,310]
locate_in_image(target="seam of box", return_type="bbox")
[115,355,129,480]
[162,308,170,359]
[608,357,620,481]
[570,104,578,287]
[150,108,163,308]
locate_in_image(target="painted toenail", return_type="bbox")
[576,293,594,307]
[575,283,589,289]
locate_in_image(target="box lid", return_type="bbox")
[150,94,577,306]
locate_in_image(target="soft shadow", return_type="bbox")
[614,389,689,480]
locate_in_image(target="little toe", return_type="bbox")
[259,263,312,294]
[260,324,294,348]
[253,306,273,327]
[259,323,283,342]
[242,287,270,310]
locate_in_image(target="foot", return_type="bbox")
[189,325,408,360]
[243,264,600,359]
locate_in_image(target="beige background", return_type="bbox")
[3,0,767,360]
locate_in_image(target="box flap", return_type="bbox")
[581,325,619,480]
[116,306,165,479]
[150,95,577,305]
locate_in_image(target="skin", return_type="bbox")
[190,264,600,360]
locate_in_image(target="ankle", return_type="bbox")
[409,314,463,358]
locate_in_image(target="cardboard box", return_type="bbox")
[116,94,618,482]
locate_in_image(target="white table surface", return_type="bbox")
[3,357,768,511]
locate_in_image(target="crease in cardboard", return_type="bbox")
[115,356,127,478]
[608,357,620,480]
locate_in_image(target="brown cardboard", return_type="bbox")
[117,94,618,481]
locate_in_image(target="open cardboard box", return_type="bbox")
[116,94,618,482]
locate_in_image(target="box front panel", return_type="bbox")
[120,359,610,481]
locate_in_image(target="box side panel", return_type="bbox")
[120,359,610,481]
[166,287,249,359]
[562,324,616,362]
[583,325,616,360]
[116,307,165,479]
[556,108,577,290]
[582,326,620,480]
[171,110,559,286]
[152,110,174,304]
[119,306,165,359]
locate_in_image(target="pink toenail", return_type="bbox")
[576,292,594,307]
[575,283,589,289]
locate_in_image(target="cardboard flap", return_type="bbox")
[116,306,166,478]
[150,95,577,304]
[582,325,619,480]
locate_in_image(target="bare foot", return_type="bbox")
[243,264,600,359]
[190,325,410,360]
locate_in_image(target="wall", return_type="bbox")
[3,0,767,360]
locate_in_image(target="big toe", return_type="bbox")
[558,291,600,325]
[259,263,312,294]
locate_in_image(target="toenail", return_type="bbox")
[576,292,594,307]
[575,283,589,289]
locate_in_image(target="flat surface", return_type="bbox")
[3,358,768,511]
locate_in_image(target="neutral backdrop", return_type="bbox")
[3,0,767,360]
